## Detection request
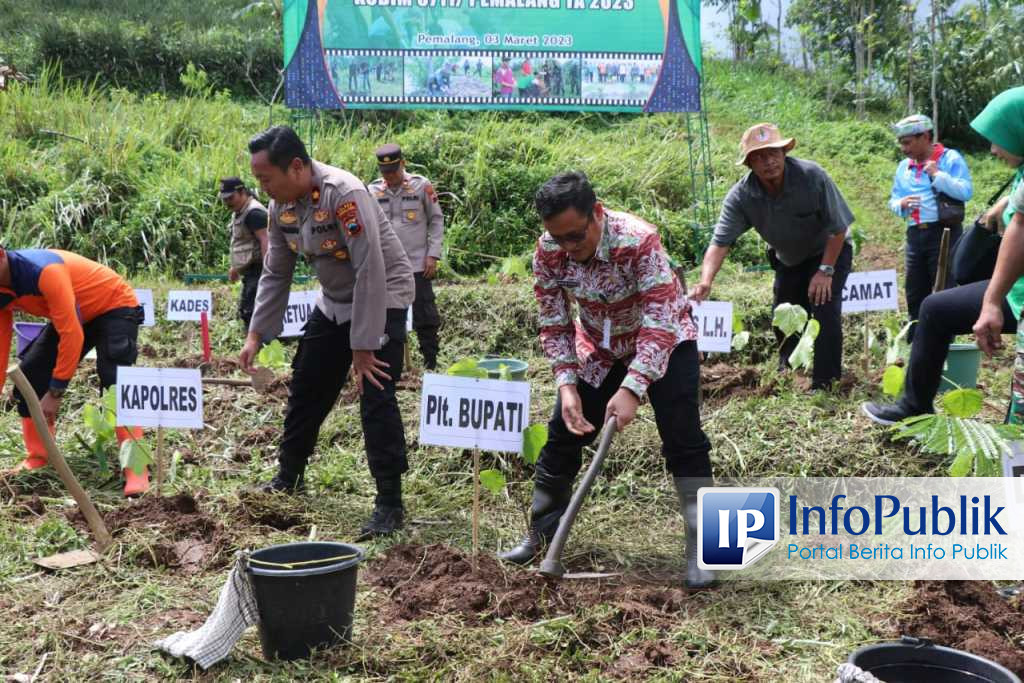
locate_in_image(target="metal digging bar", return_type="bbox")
[539,417,617,579]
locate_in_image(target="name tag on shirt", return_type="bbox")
[602,318,612,349]
[557,279,580,289]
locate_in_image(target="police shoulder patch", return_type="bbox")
[337,201,362,238]
[425,183,438,203]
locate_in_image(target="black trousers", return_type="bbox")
[238,263,261,331]
[901,279,1016,414]
[16,306,143,417]
[277,307,408,482]
[533,341,712,494]
[770,243,853,389]
[905,222,963,340]
[412,272,441,368]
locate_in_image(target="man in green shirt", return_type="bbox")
[863,86,1024,425]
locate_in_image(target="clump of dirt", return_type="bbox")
[139,343,159,358]
[66,493,228,574]
[397,368,423,393]
[235,490,309,532]
[173,354,239,376]
[701,363,765,401]
[265,375,290,399]
[237,426,279,454]
[14,494,45,517]
[898,580,1024,675]
[608,640,685,678]
[365,543,697,627]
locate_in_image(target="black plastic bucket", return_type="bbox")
[849,637,1021,683]
[248,541,364,660]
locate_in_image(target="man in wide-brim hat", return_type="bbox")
[692,123,856,390]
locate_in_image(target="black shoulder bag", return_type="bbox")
[950,174,1017,286]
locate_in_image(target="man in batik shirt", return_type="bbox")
[498,171,716,589]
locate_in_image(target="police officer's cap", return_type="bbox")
[375,143,403,171]
[218,177,247,199]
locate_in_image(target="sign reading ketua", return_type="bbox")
[116,367,204,430]
[419,374,531,453]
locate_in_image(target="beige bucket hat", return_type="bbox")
[736,123,796,166]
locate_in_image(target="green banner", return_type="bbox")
[284,0,701,113]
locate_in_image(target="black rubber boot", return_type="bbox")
[498,486,568,565]
[357,477,405,540]
[258,471,305,494]
[674,477,718,589]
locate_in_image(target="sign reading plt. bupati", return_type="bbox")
[116,367,204,430]
[841,270,900,314]
[281,290,318,338]
[166,290,213,322]
[283,0,702,113]
[691,301,733,354]
[133,289,156,327]
[419,373,531,453]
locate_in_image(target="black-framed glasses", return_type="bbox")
[545,212,594,246]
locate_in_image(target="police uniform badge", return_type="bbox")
[337,202,362,238]
[334,248,350,261]
[311,188,321,204]
[321,239,338,251]
[313,209,329,223]
[405,210,417,222]
[279,210,298,225]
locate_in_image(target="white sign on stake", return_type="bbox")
[419,374,531,453]
[280,290,318,338]
[691,301,734,354]
[116,367,204,430]
[133,289,156,327]
[841,270,900,314]
[166,290,212,322]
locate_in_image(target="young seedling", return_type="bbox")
[772,303,819,371]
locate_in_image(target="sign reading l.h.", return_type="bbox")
[280,290,318,338]
[698,487,780,570]
[166,290,212,322]
[690,301,734,354]
[841,270,899,314]
[419,374,531,453]
[116,367,204,430]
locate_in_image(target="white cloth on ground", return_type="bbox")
[153,553,259,670]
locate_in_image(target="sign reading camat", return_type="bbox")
[116,367,204,429]
[841,270,899,314]
[419,374,531,453]
[281,290,318,338]
[166,290,212,322]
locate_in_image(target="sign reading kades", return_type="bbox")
[281,290,318,338]
[133,288,155,327]
[116,367,204,429]
[166,290,213,321]
[690,301,734,353]
[419,374,531,453]
[841,270,900,314]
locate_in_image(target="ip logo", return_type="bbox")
[698,487,779,570]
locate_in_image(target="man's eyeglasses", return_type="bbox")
[545,214,593,246]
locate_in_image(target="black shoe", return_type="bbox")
[498,529,543,565]
[357,504,405,541]
[861,401,916,426]
[257,473,305,494]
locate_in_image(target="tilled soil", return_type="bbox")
[365,543,697,626]
[700,363,765,402]
[897,580,1024,675]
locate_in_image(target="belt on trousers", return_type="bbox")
[910,221,941,230]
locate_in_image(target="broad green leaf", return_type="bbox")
[499,256,529,279]
[787,319,819,370]
[521,423,548,465]
[479,469,507,495]
[119,439,153,475]
[732,330,750,351]
[772,303,808,339]
[942,388,983,418]
[882,365,905,397]
[257,339,288,370]
[948,446,974,477]
[732,312,745,334]
[447,358,488,378]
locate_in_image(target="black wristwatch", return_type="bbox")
[818,264,835,277]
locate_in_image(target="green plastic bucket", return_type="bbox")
[939,342,982,393]
[477,358,528,381]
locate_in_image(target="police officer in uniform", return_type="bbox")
[240,126,415,539]
[367,144,444,369]
[219,177,268,331]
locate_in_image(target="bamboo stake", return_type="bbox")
[934,227,951,293]
[8,364,112,551]
[472,449,480,571]
[155,426,165,494]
